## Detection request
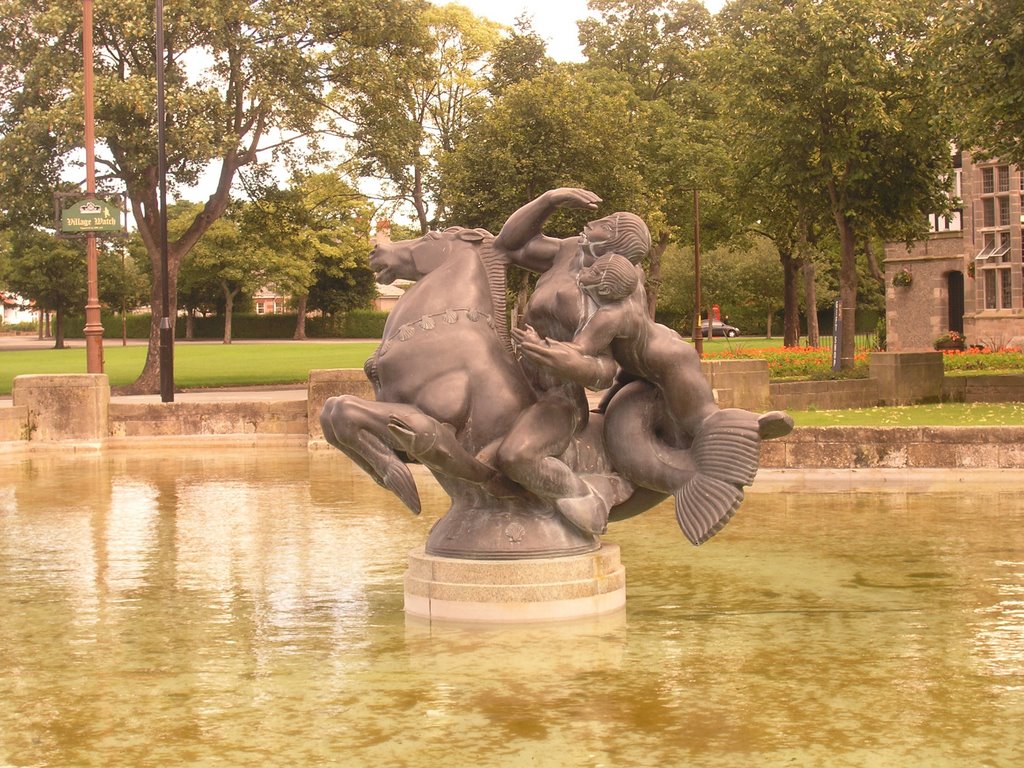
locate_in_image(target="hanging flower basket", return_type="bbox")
[892,269,913,288]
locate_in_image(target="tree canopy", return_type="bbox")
[713,0,952,365]
[0,0,427,390]
[936,0,1024,166]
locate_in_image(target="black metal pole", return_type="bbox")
[692,188,703,355]
[156,0,173,402]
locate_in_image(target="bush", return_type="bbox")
[0,320,38,332]
[63,313,153,338]
[306,310,387,338]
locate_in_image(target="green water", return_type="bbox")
[1,449,1022,767]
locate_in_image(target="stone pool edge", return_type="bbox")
[2,372,1023,470]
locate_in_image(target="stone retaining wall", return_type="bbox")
[942,374,1024,403]
[769,378,880,411]
[0,405,28,442]
[4,368,1023,469]
[760,426,1024,469]
[108,401,308,440]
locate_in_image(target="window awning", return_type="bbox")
[975,241,1010,262]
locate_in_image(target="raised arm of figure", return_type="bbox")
[494,188,602,273]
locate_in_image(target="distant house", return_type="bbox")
[372,281,406,312]
[884,150,1024,350]
[252,283,402,315]
[1,291,35,326]
[253,286,287,315]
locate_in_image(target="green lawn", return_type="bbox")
[1,342,380,395]
[791,402,1024,427]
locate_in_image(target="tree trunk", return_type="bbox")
[803,260,820,347]
[52,306,65,349]
[123,140,248,393]
[185,311,194,340]
[127,252,179,394]
[827,181,858,369]
[223,284,238,344]
[835,212,858,369]
[412,165,429,235]
[293,293,308,340]
[765,306,773,339]
[644,232,670,319]
[779,245,800,347]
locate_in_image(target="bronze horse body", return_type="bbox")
[320,226,771,559]
[321,228,619,558]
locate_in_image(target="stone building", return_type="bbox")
[884,151,1024,350]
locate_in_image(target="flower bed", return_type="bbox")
[702,346,869,380]
[940,346,1024,374]
[703,344,1023,379]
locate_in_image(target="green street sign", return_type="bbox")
[60,198,123,234]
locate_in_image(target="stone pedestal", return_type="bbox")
[870,351,944,405]
[701,358,771,411]
[404,543,626,623]
[12,374,109,442]
[307,368,375,443]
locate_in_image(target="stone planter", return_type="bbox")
[935,340,965,351]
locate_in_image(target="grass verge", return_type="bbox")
[1,342,380,395]
[791,402,1024,427]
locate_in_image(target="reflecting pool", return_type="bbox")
[2,449,1023,767]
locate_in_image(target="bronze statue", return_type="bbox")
[321,189,792,559]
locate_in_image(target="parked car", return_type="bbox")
[700,320,741,338]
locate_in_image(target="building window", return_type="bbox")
[256,303,265,314]
[983,198,995,227]
[983,167,994,193]
[1000,196,1011,226]
[1001,268,1012,308]
[985,270,997,308]
[998,165,1010,192]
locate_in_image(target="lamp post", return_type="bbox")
[155,0,173,402]
[82,0,104,373]
[691,188,703,355]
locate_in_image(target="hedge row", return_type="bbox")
[63,310,388,340]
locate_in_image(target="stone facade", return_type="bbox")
[885,151,1024,351]
[884,233,965,350]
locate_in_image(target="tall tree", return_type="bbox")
[4,230,86,348]
[240,168,375,338]
[98,234,149,345]
[578,0,730,315]
[936,0,1024,166]
[441,65,649,234]
[714,0,951,367]
[356,3,500,232]
[487,15,553,98]
[0,0,428,391]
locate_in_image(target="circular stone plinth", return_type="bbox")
[404,543,626,623]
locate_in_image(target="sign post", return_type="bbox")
[831,300,843,372]
[82,0,103,374]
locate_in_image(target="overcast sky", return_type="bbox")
[450,0,727,62]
